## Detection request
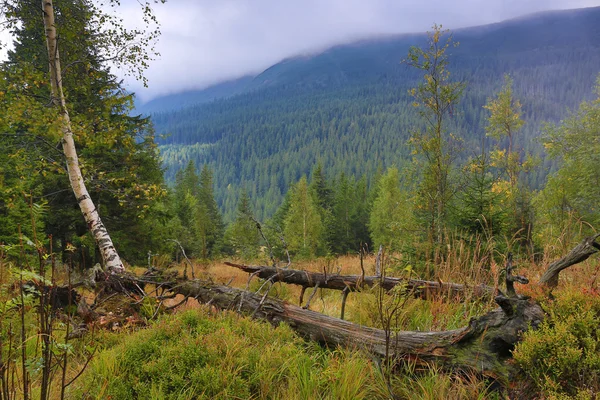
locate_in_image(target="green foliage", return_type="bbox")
[483,74,536,249]
[406,25,466,244]
[76,308,388,399]
[0,0,167,265]
[513,290,600,399]
[537,75,600,246]
[484,75,525,144]
[283,176,325,258]
[328,174,371,254]
[224,190,261,259]
[452,145,508,240]
[369,167,416,253]
[171,162,225,259]
[153,9,600,225]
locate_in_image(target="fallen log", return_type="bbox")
[224,262,498,301]
[171,279,543,380]
[539,233,600,288]
[43,233,597,384]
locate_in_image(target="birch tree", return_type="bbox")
[1,0,163,272]
[40,0,126,271]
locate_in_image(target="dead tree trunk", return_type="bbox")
[539,233,600,288]
[171,280,543,379]
[224,262,497,301]
[50,234,597,383]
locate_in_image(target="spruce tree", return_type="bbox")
[369,167,415,253]
[226,190,260,259]
[284,176,325,258]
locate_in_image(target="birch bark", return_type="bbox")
[42,0,124,273]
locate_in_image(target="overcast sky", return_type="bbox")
[3,0,599,102]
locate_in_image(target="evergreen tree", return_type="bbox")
[198,165,225,257]
[172,163,224,259]
[329,173,355,254]
[369,167,415,253]
[309,163,334,253]
[284,177,325,258]
[309,163,334,211]
[225,190,260,259]
[328,173,372,254]
[452,141,508,239]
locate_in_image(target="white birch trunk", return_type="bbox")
[42,0,125,273]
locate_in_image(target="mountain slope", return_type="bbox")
[136,75,254,114]
[150,7,600,221]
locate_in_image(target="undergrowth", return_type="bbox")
[74,307,496,399]
[512,289,600,399]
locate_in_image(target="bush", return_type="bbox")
[513,289,600,399]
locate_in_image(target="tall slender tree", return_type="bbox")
[484,74,535,247]
[484,75,525,188]
[0,0,164,269]
[405,25,465,246]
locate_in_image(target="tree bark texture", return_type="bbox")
[538,233,600,288]
[42,0,124,273]
[171,279,543,379]
[224,262,497,301]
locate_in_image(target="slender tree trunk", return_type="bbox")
[42,0,124,273]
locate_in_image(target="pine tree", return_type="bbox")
[172,163,224,259]
[453,141,508,239]
[198,165,225,257]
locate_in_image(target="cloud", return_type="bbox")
[113,0,600,102]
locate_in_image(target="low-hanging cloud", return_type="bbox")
[116,0,600,103]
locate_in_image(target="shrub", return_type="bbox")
[512,289,600,399]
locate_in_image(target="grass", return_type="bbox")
[72,307,391,399]
[72,306,500,399]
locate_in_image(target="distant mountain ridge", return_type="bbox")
[140,6,600,115]
[147,6,600,221]
[136,75,255,114]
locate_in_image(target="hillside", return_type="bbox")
[136,75,255,114]
[148,7,600,221]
